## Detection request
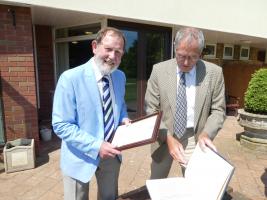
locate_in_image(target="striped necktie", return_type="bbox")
[173,72,187,138]
[102,75,115,141]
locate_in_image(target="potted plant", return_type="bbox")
[238,68,267,151]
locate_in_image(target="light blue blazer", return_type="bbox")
[52,58,128,183]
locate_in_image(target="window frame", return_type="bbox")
[240,46,250,60]
[108,19,172,117]
[223,44,234,60]
[203,43,216,59]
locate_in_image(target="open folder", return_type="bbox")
[111,112,162,151]
[146,142,235,200]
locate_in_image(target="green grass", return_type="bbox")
[125,79,137,101]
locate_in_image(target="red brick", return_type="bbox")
[19,53,33,57]
[0,61,10,67]
[0,56,8,61]
[27,76,36,81]
[16,71,34,77]
[19,82,35,87]
[8,56,27,62]
[1,71,18,76]
[0,46,8,53]
[18,61,34,67]
[0,4,39,150]
[9,76,27,82]
[9,66,27,72]
[26,67,35,72]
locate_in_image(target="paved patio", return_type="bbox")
[0,116,266,200]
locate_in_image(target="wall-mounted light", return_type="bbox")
[85,31,93,35]
[8,8,16,28]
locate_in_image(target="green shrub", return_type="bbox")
[244,68,267,114]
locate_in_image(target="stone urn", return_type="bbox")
[238,109,267,152]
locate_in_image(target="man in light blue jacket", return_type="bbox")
[52,27,130,200]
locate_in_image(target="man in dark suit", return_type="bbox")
[145,27,226,178]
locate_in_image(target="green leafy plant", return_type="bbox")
[244,68,267,114]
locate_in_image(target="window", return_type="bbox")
[240,46,250,60]
[223,44,234,60]
[203,43,216,59]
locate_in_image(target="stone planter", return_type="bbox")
[238,109,267,152]
[4,138,35,173]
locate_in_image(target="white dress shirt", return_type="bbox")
[92,58,115,109]
[177,66,196,128]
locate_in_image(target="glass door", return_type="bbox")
[120,30,138,118]
[108,20,172,117]
[146,32,168,80]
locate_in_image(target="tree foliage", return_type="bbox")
[244,68,267,114]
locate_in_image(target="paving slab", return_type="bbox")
[0,116,266,200]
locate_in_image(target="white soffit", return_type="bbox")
[1,0,267,47]
[1,0,267,39]
[31,6,103,27]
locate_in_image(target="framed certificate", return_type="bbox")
[111,111,162,151]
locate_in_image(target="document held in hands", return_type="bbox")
[111,112,162,151]
[146,142,235,200]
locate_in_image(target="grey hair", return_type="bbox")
[174,27,205,53]
[94,27,126,51]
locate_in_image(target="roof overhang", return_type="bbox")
[0,1,267,49]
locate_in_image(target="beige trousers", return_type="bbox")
[150,128,196,179]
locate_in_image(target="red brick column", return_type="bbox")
[0,5,39,150]
[35,25,54,122]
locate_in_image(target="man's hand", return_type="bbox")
[121,118,131,126]
[198,132,217,152]
[166,134,187,164]
[99,141,121,159]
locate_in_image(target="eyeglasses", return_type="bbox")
[176,53,199,63]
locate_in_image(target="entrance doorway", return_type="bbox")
[54,21,172,118]
[108,20,172,117]
[55,40,93,79]
[54,23,100,79]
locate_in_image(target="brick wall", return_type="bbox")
[222,61,265,107]
[233,45,240,60]
[249,47,258,61]
[35,25,54,122]
[0,5,39,149]
[216,43,224,59]
[204,43,265,108]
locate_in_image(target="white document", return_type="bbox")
[146,142,234,200]
[111,114,158,149]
